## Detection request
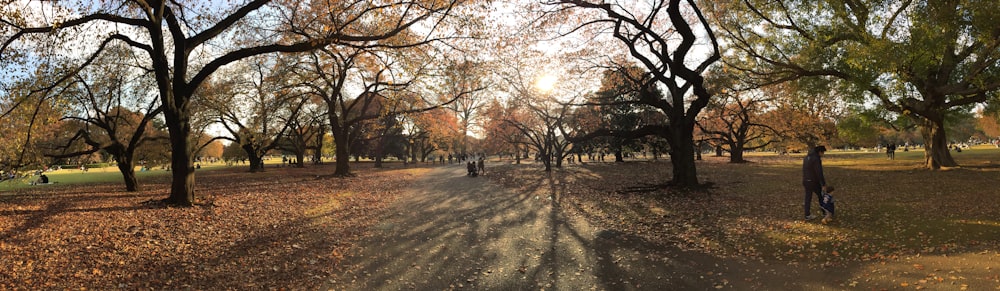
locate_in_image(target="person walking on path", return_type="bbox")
[802,145,829,220]
[886,143,896,160]
[476,157,485,175]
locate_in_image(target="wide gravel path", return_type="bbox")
[327,164,722,290]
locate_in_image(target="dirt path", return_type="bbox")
[327,164,852,290]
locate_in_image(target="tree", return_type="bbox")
[715,0,1000,169]
[1,67,71,175]
[587,65,664,162]
[481,98,529,163]
[697,88,775,163]
[836,107,885,148]
[294,41,481,176]
[200,139,225,161]
[1,0,465,205]
[201,60,306,172]
[222,142,248,165]
[759,82,841,151]
[410,107,459,162]
[545,0,721,186]
[977,110,1000,139]
[41,45,163,191]
[503,97,572,171]
[281,103,327,167]
[441,59,489,156]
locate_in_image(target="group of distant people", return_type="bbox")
[466,157,485,177]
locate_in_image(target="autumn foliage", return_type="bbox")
[0,164,428,289]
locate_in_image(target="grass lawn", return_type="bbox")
[488,145,1000,289]
[0,158,316,192]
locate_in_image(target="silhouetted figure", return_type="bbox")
[477,157,485,175]
[467,161,477,176]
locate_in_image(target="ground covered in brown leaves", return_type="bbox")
[0,163,429,290]
[2,150,999,290]
[487,152,1000,290]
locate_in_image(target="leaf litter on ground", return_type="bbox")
[0,163,429,290]
[486,152,1000,290]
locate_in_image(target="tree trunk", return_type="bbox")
[295,151,305,168]
[312,131,325,165]
[242,145,265,172]
[921,120,958,169]
[667,126,699,187]
[409,143,417,164]
[373,138,384,168]
[729,142,746,163]
[614,150,624,162]
[164,110,195,206]
[248,155,264,172]
[334,131,351,176]
[514,144,521,164]
[115,154,139,192]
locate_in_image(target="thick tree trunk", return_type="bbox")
[667,126,699,187]
[334,131,351,176]
[164,110,195,206]
[295,151,305,168]
[614,150,624,162]
[242,145,265,172]
[922,121,958,169]
[115,154,139,192]
[729,142,746,163]
[248,155,264,172]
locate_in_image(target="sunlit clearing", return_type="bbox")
[535,74,558,93]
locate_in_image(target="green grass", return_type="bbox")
[0,161,241,191]
[0,157,372,192]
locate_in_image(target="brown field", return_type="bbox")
[487,147,1000,289]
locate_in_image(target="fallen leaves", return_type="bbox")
[486,156,1000,289]
[0,163,427,289]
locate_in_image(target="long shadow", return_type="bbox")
[328,163,737,290]
[324,164,572,289]
[0,187,163,244]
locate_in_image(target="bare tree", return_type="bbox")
[544,0,721,187]
[1,0,465,205]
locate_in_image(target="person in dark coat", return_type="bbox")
[802,145,829,220]
[467,161,477,176]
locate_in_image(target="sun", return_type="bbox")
[535,73,558,93]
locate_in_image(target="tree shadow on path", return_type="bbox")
[328,164,825,290]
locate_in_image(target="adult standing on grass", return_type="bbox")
[802,145,829,220]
